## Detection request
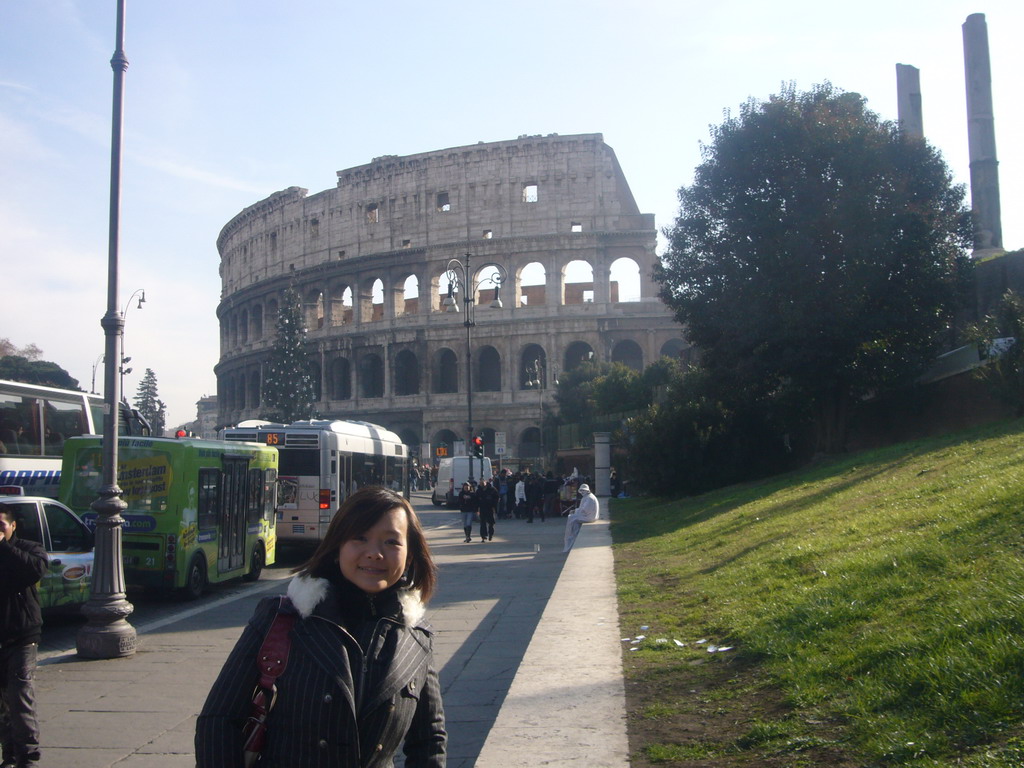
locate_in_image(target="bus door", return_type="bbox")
[333,452,351,508]
[218,457,248,571]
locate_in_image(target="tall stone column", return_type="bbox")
[963,13,1003,254]
[594,432,611,498]
[895,64,924,139]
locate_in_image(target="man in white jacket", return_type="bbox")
[562,483,599,552]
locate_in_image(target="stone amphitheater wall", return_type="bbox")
[215,133,687,463]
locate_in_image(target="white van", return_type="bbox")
[431,456,494,507]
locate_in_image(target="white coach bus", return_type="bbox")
[222,419,409,546]
[0,379,150,497]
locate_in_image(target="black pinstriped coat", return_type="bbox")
[195,575,446,768]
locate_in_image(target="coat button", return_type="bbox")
[319,739,329,749]
[408,681,416,691]
[323,693,333,703]
[375,744,384,752]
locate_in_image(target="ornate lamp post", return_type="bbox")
[444,253,507,484]
[525,358,558,467]
[77,0,136,659]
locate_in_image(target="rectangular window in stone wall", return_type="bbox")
[571,222,582,232]
[436,192,451,212]
[522,183,538,203]
[366,203,379,224]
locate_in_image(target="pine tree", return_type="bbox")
[133,368,167,435]
[261,286,316,423]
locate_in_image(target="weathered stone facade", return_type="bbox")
[214,133,686,463]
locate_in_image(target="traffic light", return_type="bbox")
[472,435,484,458]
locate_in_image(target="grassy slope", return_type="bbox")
[612,417,1024,767]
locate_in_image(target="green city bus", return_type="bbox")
[58,435,278,599]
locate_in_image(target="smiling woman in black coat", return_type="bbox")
[195,487,446,768]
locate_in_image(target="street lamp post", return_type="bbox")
[77,0,136,659]
[444,253,507,484]
[525,358,557,467]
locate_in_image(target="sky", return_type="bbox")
[2,0,1021,429]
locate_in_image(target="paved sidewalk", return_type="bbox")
[27,496,628,767]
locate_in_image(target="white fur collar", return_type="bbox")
[286,574,425,628]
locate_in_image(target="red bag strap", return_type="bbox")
[257,596,297,691]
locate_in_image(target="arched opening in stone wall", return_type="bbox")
[398,428,420,455]
[239,309,249,344]
[477,346,501,392]
[394,349,420,396]
[330,357,351,400]
[519,262,545,308]
[562,260,595,305]
[432,348,458,394]
[329,283,354,326]
[564,341,595,371]
[267,298,279,326]
[360,354,384,398]
[252,305,264,339]
[220,319,228,347]
[518,427,541,459]
[371,280,385,322]
[660,338,695,365]
[248,371,260,408]
[475,265,505,307]
[400,275,419,316]
[230,315,238,347]
[431,429,459,464]
[519,344,547,390]
[236,376,246,410]
[310,361,322,401]
[612,339,644,371]
[610,257,642,303]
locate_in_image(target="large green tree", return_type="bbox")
[0,355,80,390]
[657,83,973,452]
[261,287,316,423]
[133,368,167,435]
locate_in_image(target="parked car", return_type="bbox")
[0,492,94,610]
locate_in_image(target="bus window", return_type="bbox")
[198,468,219,529]
[248,468,263,525]
[42,397,88,455]
[278,449,319,477]
[263,468,277,521]
[0,394,40,456]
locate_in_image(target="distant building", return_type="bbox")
[174,395,219,440]
[214,134,687,462]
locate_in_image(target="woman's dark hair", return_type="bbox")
[294,486,437,603]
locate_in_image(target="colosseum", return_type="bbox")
[214,133,687,465]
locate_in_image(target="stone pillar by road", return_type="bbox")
[963,12,1003,254]
[895,63,923,139]
[594,431,610,498]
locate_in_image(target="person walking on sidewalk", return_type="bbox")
[562,483,600,553]
[0,503,48,768]
[196,486,446,768]
[476,479,498,542]
[457,482,478,543]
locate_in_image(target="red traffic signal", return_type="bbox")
[471,436,484,457]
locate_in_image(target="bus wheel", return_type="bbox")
[181,554,207,600]
[243,542,265,582]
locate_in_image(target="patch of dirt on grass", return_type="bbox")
[624,653,861,767]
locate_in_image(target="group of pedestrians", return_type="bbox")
[449,468,601,554]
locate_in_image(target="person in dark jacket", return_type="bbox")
[457,482,478,543]
[196,487,446,768]
[475,479,499,542]
[0,503,48,768]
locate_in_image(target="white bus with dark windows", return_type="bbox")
[222,419,409,546]
[0,379,150,498]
